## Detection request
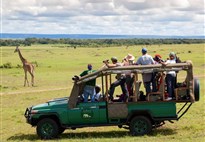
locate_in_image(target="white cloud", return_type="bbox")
[1,0,204,35]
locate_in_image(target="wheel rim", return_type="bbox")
[41,123,53,137]
[134,119,148,134]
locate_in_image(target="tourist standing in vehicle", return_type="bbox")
[79,64,96,102]
[152,54,164,92]
[136,48,155,95]
[161,52,176,101]
[123,53,135,66]
[153,54,164,64]
[123,54,135,97]
[104,57,129,102]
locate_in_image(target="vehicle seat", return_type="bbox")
[147,73,165,101]
[129,80,142,102]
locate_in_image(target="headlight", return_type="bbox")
[31,110,39,114]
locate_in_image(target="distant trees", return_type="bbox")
[0,38,204,47]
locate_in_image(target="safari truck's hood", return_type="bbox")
[32,97,68,110]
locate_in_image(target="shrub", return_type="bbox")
[1,62,13,69]
[16,64,22,68]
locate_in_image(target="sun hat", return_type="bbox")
[124,53,135,61]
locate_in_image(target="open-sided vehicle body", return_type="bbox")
[25,61,200,139]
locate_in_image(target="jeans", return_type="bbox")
[166,74,176,98]
[83,85,96,102]
[126,75,134,96]
[144,82,151,95]
[142,73,152,95]
[152,72,158,92]
[109,76,129,101]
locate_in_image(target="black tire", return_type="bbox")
[58,126,65,134]
[194,78,200,101]
[129,116,152,136]
[36,118,59,139]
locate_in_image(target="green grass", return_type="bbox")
[1,44,205,141]
[1,44,204,92]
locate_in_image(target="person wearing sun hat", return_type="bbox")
[136,47,155,95]
[161,52,176,101]
[121,53,136,98]
[123,53,135,65]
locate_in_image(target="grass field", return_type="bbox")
[1,44,205,142]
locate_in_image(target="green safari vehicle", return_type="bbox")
[24,61,200,139]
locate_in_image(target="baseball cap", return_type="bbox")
[111,57,118,62]
[142,48,147,53]
[169,52,175,57]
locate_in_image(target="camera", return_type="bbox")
[72,75,80,81]
[103,59,109,64]
[155,56,164,63]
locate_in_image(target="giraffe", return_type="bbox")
[14,46,35,86]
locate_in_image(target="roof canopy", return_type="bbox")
[76,61,193,85]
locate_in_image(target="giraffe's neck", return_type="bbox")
[18,49,27,64]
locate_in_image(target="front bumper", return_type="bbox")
[24,107,32,124]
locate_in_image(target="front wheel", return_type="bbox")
[58,126,65,134]
[129,116,152,136]
[36,118,59,139]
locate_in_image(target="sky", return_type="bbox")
[1,0,204,36]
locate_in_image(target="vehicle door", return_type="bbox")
[68,101,107,125]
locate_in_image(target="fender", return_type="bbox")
[32,112,62,127]
[127,110,153,123]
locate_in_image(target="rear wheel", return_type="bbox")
[36,118,59,139]
[129,116,152,136]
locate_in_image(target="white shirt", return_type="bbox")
[166,59,176,75]
[92,93,101,101]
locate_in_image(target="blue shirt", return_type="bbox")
[136,54,155,65]
[136,54,154,82]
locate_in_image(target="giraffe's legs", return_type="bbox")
[29,70,34,86]
[31,73,34,86]
[24,71,29,87]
